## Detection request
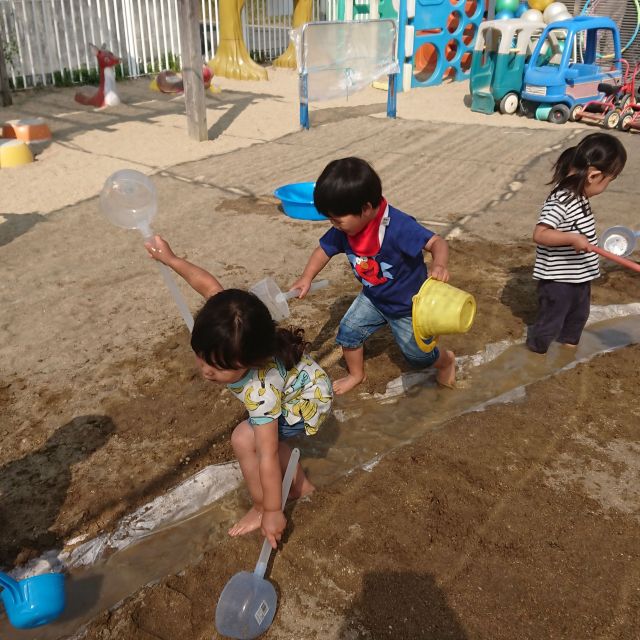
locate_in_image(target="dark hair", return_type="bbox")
[190,289,307,371]
[551,132,626,197]
[314,157,382,218]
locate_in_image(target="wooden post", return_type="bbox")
[0,22,13,106]
[177,0,207,141]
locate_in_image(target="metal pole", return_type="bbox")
[299,72,309,128]
[386,71,396,118]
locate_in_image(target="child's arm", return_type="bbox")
[425,235,450,282]
[290,246,332,298]
[254,421,286,549]
[145,235,224,299]
[533,224,591,252]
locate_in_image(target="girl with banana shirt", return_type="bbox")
[146,236,332,550]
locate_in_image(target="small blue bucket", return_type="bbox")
[0,571,66,629]
[274,182,326,221]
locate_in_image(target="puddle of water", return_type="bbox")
[0,490,246,640]
[2,314,638,640]
[302,314,640,486]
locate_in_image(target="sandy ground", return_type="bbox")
[1,70,640,638]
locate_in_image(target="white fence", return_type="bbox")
[0,0,332,89]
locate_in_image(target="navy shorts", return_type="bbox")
[277,416,306,440]
[526,280,591,354]
[336,292,440,368]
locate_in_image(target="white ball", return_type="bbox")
[543,2,570,23]
[521,8,544,22]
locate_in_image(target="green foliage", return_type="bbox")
[250,49,269,64]
[142,51,182,74]
[5,50,181,89]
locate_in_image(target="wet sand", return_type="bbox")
[1,77,640,639]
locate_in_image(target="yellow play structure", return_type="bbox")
[208,0,312,77]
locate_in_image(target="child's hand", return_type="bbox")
[571,234,591,253]
[144,235,176,264]
[289,276,312,298]
[430,264,450,282]
[261,509,286,549]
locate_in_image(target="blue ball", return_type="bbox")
[515,3,529,16]
[495,9,515,19]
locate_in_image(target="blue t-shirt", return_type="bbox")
[320,205,434,317]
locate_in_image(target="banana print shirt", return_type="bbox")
[226,355,332,436]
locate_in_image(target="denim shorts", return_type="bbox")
[336,292,440,368]
[278,415,306,440]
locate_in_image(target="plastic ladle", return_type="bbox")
[215,448,300,639]
[99,170,194,331]
[0,571,65,629]
[589,244,640,273]
[600,225,640,259]
[249,277,329,322]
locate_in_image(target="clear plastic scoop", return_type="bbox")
[250,277,329,322]
[600,225,639,258]
[215,448,300,639]
[99,170,194,332]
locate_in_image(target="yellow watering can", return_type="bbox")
[412,278,477,353]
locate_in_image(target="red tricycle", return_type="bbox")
[618,64,640,132]
[574,59,640,129]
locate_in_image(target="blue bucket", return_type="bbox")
[274,182,326,221]
[0,572,66,629]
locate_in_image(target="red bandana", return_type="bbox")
[347,198,388,256]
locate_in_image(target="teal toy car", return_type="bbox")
[471,18,545,115]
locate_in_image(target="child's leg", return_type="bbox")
[334,346,366,395]
[433,348,456,388]
[334,293,387,395]
[278,441,315,500]
[228,420,264,537]
[388,316,456,387]
[526,281,573,354]
[557,282,591,347]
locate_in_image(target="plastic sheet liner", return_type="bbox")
[293,20,399,103]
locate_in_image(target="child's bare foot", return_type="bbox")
[288,477,315,501]
[436,350,456,389]
[228,506,263,537]
[333,373,365,395]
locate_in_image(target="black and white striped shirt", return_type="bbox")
[533,189,600,283]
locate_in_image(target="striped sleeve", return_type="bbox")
[538,198,570,229]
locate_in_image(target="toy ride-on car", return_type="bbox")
[520,16,622,124]
[470,18,545,115]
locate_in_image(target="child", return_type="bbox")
[291,157,456,395]
[146,236,333,548]
[526,132,627,354]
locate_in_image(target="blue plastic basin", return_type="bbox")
[274,182,326,221]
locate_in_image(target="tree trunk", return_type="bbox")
[0,25,13,106]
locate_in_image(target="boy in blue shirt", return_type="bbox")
[291,157,456,395]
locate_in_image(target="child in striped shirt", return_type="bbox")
[527,133,627,354]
